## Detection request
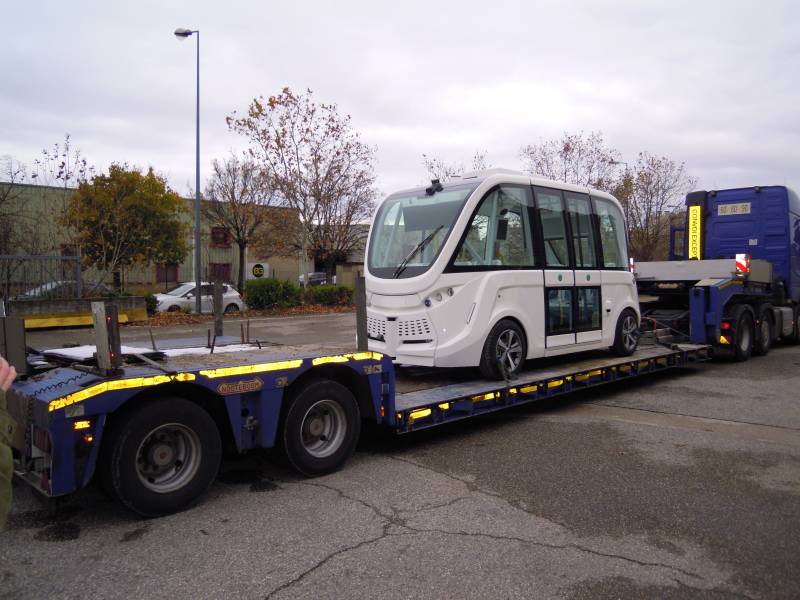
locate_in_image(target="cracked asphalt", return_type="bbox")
[2,314,799,599]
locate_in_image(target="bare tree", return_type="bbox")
[203,153,272,290]
[519,131,620,191]
[614,152,697,261]
[228,87,377,285]
[422,150,491,183]
[31,133,94,190]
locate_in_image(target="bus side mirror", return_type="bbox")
[496,219,508,241]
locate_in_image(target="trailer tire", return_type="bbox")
[721,307,754,362]
[479,319,527,380]
[99,397,222,517]
[612,309,640,356]
[281,380,360,477]
[753,305,773,356]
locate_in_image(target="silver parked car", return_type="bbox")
[154,282,245,313]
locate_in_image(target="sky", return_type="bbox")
[1,0,798,199]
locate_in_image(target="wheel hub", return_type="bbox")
[149,443,174,467]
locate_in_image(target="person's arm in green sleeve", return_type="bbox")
[0,357,17,530]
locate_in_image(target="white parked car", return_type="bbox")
[365,168,640,379]
[154,282,245,314]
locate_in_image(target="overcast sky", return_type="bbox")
[1,0,798,198]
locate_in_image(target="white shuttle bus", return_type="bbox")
[365,169,640,379]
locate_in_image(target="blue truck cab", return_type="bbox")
[638,185,800,358]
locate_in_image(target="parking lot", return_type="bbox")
[3,313,799,599]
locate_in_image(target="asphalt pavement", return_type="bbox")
[2,313,799,599]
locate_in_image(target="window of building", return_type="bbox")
[210,226,232,248]
[209,262,231,282]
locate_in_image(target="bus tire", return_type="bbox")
[612,309,640,356]
[281,380,360,477]
[479,319,527,380]
[753,305,773,356]
[99,397,222,517]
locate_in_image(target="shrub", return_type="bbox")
[306,284,354,306]
[144,292,158,316]
[244,278,301,309]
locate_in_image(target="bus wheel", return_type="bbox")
[753,305,773,356]
[100,397,222,517]
[612,309,640,356]
[479,319,527,380]
[281,381,360,477]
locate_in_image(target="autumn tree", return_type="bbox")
[614,153,696,261]
[227,87,377,285]
[422,150,490,183]
[63,165,189,289]
[519,131,620,191]
[203,153,273,290]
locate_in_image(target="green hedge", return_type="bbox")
[144,292,158,316]
[304,284,354,306]
[244,278,301,309]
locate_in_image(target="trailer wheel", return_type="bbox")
[281,381,360,477]
[722,307,754,362]
[753,305,773,356]
[100,397,222,517]
[479,319,527,380]
[612,309,640,356]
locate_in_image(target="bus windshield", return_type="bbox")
[367,183,477,279]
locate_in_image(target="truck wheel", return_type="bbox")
[100,397,222,517]
[479,319,527,380]
[612,309,640,356]
[788,305,800,345]
[281,381,360,477]
[753,305,773,356]
[730,308,754,362]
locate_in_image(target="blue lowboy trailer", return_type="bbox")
[7,338,708,516]
[637,185,800,359]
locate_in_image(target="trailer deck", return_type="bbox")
[392,343,710,432]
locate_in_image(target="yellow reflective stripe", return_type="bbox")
[547,379,564,388]
[408,408,432,423]
[519,385,538,394]
[49,373,196,412]
[200,360,303,379]
[311,352,384,366]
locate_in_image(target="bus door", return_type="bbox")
[565,192,602,344]
[535,187,576,349]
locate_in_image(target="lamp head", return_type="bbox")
[174,28,194,39]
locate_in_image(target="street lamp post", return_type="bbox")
[174,27,202,314]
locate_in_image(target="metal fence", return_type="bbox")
[0,255,83,301]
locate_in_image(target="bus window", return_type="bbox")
[535,188,569,268]
[565,192,598,268]
[453,186,535,268]
[594,198,628,269]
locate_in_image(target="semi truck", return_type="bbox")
[4,183,798,517]
[636,185,800,358]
